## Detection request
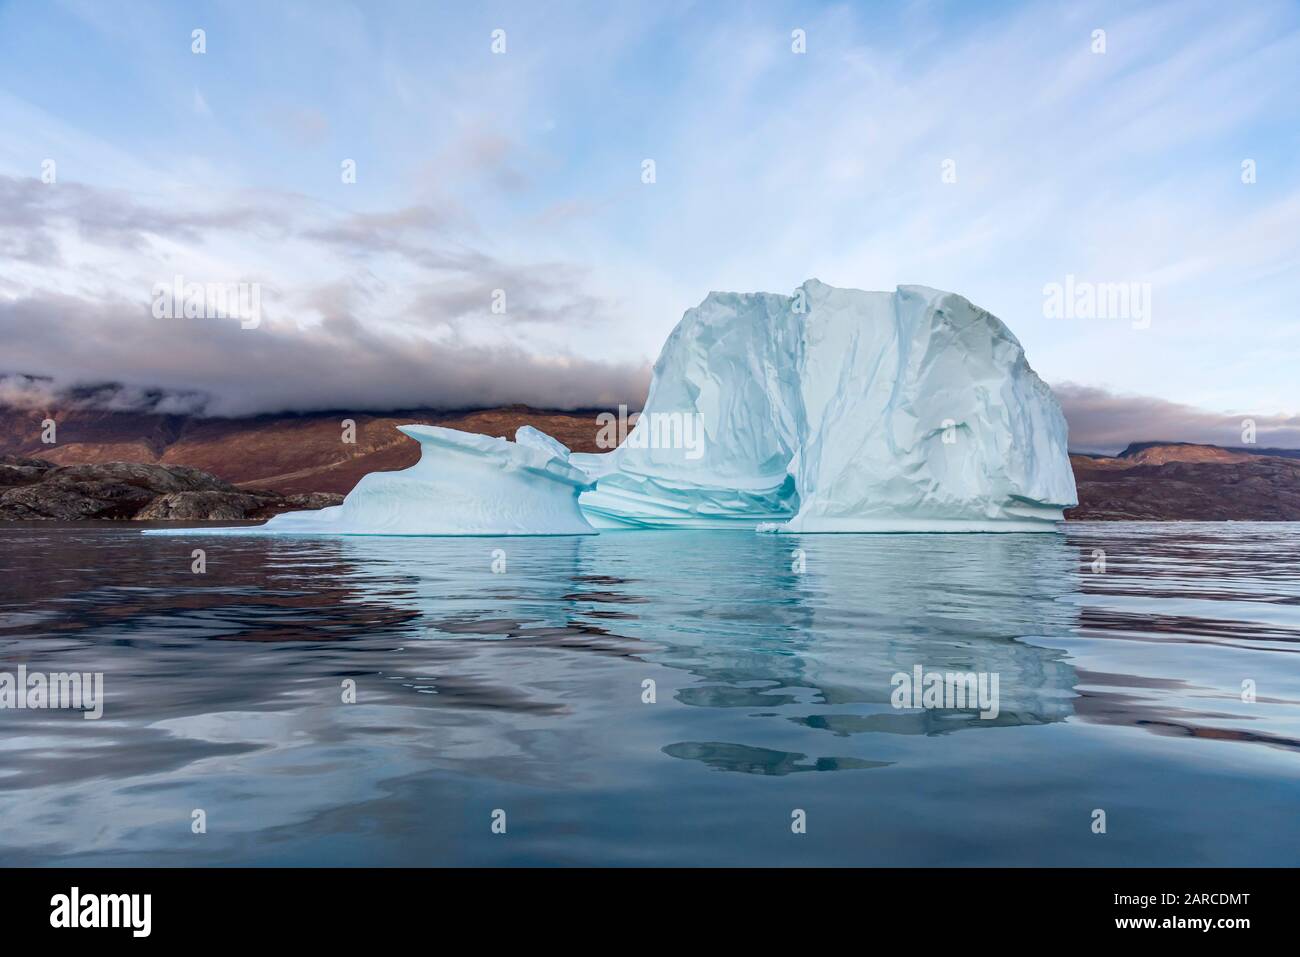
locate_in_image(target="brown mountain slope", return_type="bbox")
[1119,443,1255,466]
[1070,452,1300,520]
[1,404,612,496]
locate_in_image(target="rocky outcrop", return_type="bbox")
[0,456,342,521]
[133,491,274,521]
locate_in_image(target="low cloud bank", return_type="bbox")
[4,356,1297,458]
[1055,384,1300,454]
[0,292,649,418]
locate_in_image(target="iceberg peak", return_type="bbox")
[577,280,1075,532]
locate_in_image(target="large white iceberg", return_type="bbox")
[147,280,1076,537]
[577,280,1075,532]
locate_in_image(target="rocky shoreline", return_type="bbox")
[0,456,342,521]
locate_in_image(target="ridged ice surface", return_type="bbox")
[576,280,1077,532]
[144,425,596,537]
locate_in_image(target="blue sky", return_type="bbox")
[1,0,1298,448]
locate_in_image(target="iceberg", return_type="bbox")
[146,280,1076,537]
[576,280,1076,532]
[144,424,596,537]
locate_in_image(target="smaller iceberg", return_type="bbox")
[143,424,596,537]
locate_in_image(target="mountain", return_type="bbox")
[0,403,609,496]
[3,403,1299,521]
[1071,448,1300,520]
[1114,442,1255,466]
[1112,442,1300,465]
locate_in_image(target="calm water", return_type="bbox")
[1,521,1297,866]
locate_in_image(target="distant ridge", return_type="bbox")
[1118,440,1300,462]
[1070,443,1300,520]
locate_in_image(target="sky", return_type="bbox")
[0,0,1298,452]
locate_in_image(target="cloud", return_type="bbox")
[300,204,470,260]
[5,276,1298,451]
[428,126,532,192]
[274,106,330,146]
[0,294,649,417]
[0,171,634,412]
[1054,383,1300,453]
[0,372,211,416]
[3,174,1296,441]
[0,174,284,255]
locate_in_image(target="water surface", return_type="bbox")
[1,522,1297,865]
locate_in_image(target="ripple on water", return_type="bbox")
[0,521,1297,865]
